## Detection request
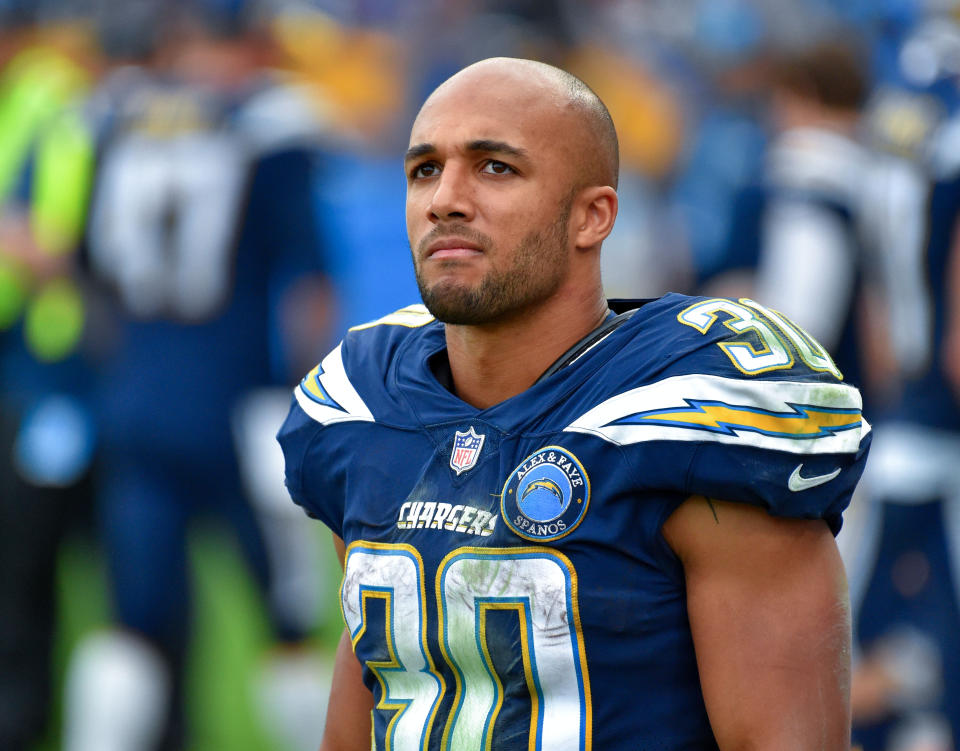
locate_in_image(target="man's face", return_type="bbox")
[405,70,579,325]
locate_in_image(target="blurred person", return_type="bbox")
[706,38,875,396]
[840,88,960,750]
[272,6,424,329]
[699,37,960,748]
[0,4,98,749]
[279,56,870,751]
[62,2,336,750]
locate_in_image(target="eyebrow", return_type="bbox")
[404,139,528,162]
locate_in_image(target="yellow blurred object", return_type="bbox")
[0,258,28,328]
[24,277,85,362]
[0,41,94,359]
[272,12,405,138]
[32,107,94,256]
[568,45,684,180]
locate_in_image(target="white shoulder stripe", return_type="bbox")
[348,304,434,331]
[294,343,375,426]
[565,373,870,455]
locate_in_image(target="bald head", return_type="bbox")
[406,56,618,333]
[418,57,620,190]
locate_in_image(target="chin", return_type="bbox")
[422,295,486,325]
[419,283,487,325]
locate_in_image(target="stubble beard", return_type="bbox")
[413,205,572,326]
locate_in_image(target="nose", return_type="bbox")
[428,163,474,223]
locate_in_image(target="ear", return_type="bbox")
[572,186,618,250]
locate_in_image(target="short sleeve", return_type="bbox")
[276,394,345,537]
[566,371,870,535]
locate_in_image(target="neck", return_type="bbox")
[444,284,609,409]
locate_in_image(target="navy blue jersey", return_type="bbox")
[279,294,870,750]
[85,71,325,459]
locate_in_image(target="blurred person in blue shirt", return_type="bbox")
[62,2,337,750]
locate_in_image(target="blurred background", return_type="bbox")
[1,0,959,749]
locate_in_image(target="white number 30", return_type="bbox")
[678,298,841,379]
[341,543,592,751]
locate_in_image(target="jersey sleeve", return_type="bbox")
[276,397,342,533]
[276,338,375,536]
[277,304,437,532]
[566,296,871,533]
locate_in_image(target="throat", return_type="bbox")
[430,304,639,408]
[429,349,455,393]
[429,345,529,409]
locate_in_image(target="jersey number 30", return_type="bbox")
[342,543,592,751]
[678,297,842,378]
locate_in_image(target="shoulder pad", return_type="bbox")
[295,304,437,426]
[294,343,374,425]
[672,296,843,379]
[569,295,866,454]
[348,303,435,332]
[566,372,868,456]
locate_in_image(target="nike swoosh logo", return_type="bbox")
[788,464,842,492]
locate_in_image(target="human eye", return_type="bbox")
[481,160,515,175]
[410,161,441,179]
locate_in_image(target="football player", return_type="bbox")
[64,3,334,750]
[842,98,960,749]
[279,57,870,750]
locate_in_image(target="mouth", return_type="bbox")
[425,237,485,261]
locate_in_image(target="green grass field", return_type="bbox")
[39,527,341,751]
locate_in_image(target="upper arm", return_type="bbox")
[663,496,851,751]
[320,534,374,751]
[333,533,347,568]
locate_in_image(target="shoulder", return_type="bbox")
[285,304,438,429]
[277,304,438,525]
[568,294,869,532]
[581,293,863,449]
[345,303,438,339]
[610,293,848,383]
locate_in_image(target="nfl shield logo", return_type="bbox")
[450,427,486,475]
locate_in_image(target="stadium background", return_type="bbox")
[2,0,959,749]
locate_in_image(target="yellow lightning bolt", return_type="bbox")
[620,401,861,438]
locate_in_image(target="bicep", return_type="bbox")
[663,496,851,751]
[320,534,374,751]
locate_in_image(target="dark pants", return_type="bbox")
[0,402,92,750]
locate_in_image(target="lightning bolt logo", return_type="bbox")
[521,479,564,503]
[299,363,347,412]
[608,399,861,439]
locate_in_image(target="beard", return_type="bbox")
[413,202,572,326]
